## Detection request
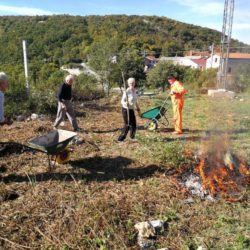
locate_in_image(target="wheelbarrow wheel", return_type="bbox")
[148,121,158,131]
[56,148,71,164]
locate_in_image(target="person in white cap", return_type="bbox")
[118,77,141,142]
[53,74,79,131]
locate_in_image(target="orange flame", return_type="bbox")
[195,154,250,201]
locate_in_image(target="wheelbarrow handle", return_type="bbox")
[160,95,170,110]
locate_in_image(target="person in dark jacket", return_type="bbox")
[53,74,79,131]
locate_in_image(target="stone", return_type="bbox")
[208,89,235,99]
[59,121,65,126]
[31,113,39,121]
[39,114,46,121]
[135,222,156,238]
[137,236,155,250]
[150,220,165,235]
[16,115,25,122]
[197,246,207,250]
[135,220,167,249]
[182,197,195,204]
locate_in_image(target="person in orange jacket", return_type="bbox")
[167,75,187,135]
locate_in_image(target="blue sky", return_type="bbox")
[0,0,249,44]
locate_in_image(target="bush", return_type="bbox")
[27,89,58,114]
[233,64,250,92]
[5,88,28,117]
[147,61,217,92]
[147,61,187,91]
[184,68,217,90]
[74,73,104,100]
[5,88,58,117]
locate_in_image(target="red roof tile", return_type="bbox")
[216,53,250,59]
[191,58,207,67]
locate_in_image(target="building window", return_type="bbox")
[228,67,232,73]
[215,58,218,63]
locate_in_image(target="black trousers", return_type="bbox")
[118,108,136,141]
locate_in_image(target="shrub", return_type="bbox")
[74,73,104,100]
[184,68,217,90]
[233,63,250,92]
[147,61,187,91]
[147,61,217,92]
[28,88,58,114]
[5,88,28,117]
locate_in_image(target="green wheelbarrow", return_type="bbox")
[28,129,77,170]
[141,97,170,131]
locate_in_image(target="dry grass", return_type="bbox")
[0,94,250,250]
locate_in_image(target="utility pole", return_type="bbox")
[217,0,234,89]
[210,43,214,69]
[22,40,29,96]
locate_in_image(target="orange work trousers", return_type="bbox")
[172,97,184,133]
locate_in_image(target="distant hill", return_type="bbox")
[0,15,248,65]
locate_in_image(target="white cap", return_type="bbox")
[0,72,7,82]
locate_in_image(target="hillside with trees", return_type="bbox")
[0,15,248,65]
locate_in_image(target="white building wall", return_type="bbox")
[206,55,220,69]
[160,57,199,69]
[206,56,250,72]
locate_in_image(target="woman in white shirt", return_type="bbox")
[118,77,141,142]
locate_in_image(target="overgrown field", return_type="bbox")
[0,93,250,250]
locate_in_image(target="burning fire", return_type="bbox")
[195,152,250,201]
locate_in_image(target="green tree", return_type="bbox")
[147,61,186,91]
[88,37,120,95]
[74,73,102,100]
[116,48,146,88]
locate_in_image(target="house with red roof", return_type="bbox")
[144,56,159,73]
[159,56,208,70]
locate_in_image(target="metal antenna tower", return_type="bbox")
[217,0,234,89]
